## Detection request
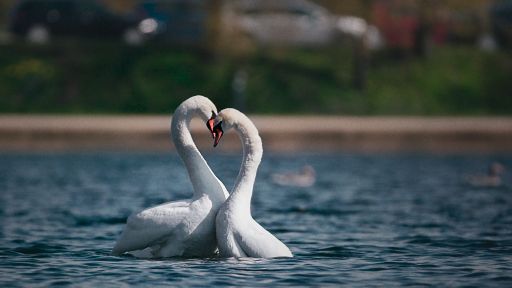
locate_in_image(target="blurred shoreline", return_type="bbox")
[1,115,511,153]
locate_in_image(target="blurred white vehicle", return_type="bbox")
[221,0,375,48]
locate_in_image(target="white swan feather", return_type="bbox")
[112,96,228,258]
[212,108,293,258]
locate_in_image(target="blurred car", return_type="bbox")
[133,0,207,46]
[8,0,150,44]
[371,0,420,50]
[491,0,512,48]
[221,0,372,48]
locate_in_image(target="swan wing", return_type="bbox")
[234,220,292,258]
[112,200,191,255]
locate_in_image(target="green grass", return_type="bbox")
[0,42,511,115]
[365,48,512,115]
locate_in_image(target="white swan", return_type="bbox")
[112,96,229,258]
[209,108,293,258]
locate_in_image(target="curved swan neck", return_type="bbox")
[170,100,226,202]
[171,105,196,154]
[229,114,263,213]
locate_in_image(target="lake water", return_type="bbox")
[1,152,511,287]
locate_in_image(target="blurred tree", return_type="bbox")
[0,0,14,29]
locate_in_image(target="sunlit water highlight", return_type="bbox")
[1,152,511,286]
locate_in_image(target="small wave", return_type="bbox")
[44,280,74,286]
[404,235,510,250]
[13,242,66,255]
[441,238,504,249]
[311,246,360,258]
[55,210,127,226]
[405,235,434,245]
[399,222,452,229]
[266,228,293,234]
[73,215,127,227]
[270,207,358,216]
[490,276,512,282]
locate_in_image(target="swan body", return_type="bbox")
[112,96,229,258]
[212,108,293,258]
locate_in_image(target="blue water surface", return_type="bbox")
[0,152,511,287]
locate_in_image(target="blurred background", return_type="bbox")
[0,0,511,115]
[2,3,512,286]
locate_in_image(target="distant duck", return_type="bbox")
[271,165,316,188]
[466,162,505,188]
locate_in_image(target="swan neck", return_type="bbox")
[230,119,262,212]
[171,109,197,161]
[171,106,226,203]
[171,111,194,153]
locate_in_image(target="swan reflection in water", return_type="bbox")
[271,165,316,188]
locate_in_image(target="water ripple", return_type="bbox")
[0,152,511,287]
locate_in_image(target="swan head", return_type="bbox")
[192,96,217,122]
[209,108,242,147]
[177,95,218,124]
[177,95,218,136]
